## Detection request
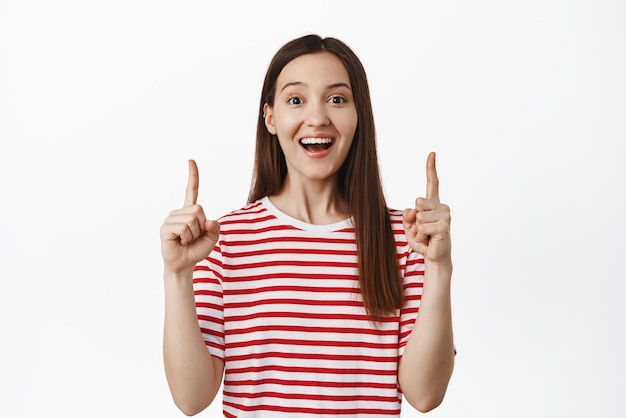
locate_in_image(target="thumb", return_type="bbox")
[192,220,220,262]
[203,220,220,243]
[402,208,428,256]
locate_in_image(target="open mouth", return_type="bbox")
[300,137,333,152]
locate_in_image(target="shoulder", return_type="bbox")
[387,207,416,255]
[217,199,268,224]
[387,207,404,219]
[215,198,283,236]
[219,199,266,219]
[387,207,425,275]
[387,208,406,235]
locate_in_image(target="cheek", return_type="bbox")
[342,109,358,134]
[273,114,299,136]
[341,115,358,141]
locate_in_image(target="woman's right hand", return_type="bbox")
[160,160,220,276]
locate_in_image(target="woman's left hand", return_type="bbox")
[403,152,452,265]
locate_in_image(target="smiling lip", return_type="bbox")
[299,135,334,158]
[300,137,333,145]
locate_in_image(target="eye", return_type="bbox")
[287,96,302,105]
[329,95,346,104]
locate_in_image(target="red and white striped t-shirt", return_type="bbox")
[193,197,424,417]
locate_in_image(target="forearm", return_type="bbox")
[398,262,454,412]
[163,271,223,415]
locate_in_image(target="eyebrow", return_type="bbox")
[279,81,352,92]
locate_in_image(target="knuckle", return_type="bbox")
[440,205,451,222]
[178,214,192,226]
[191,204,204,216]
[180,226,192,241]
[176,224,187,236]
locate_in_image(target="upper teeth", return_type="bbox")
[301,137,332,144]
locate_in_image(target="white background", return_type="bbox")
[1,1,625,417]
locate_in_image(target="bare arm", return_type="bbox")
[399,152,455,412]
[163,271,224,415]
[160,160,224,415]
[398,262,454,412]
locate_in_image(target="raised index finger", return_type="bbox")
[426,152,440,202]
[184,159,199,206]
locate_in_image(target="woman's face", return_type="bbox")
[264,51,357,186]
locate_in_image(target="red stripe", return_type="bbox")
[223,259,358,270]
[194,289,222,298]
[224,377,398,390]
[203,339,224,353]
[225,338,398,350]
[224,298,364,309]
[225,236,356,246]
[400,319,415,328]
[405,293,422,301]
[222,247,357,258]
[404,282,424,290]
[196,302,223,311]
[397,249,410,259]
[220,225,300,235]
[220,201,264,218]
[193,269,223,280]
[225,324,398,337]
[222,272,359,283]
[199,327,224,339]
[227,310,398,323]
[401,307,419,316]
[399,330,411,340]
[220,214,275,225]
[223,390,399,403]
[223,285,360,296]
[407,257,425,265]
[193,277,223,286]
[226,364,397,376]
[226,351,398,363]
[194,253,222,268]
[197,314,223,326]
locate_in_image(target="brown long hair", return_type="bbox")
[248,34,404,320]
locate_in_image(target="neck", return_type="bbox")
[269,174,349,225]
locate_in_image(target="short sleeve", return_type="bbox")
[398,248,425,357]
[192,241,225,360]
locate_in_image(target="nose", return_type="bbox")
[305,102,330,126]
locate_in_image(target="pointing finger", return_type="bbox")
[184,159,199,207]
[426,152,440,202]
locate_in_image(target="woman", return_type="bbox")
[160,34,454,417]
